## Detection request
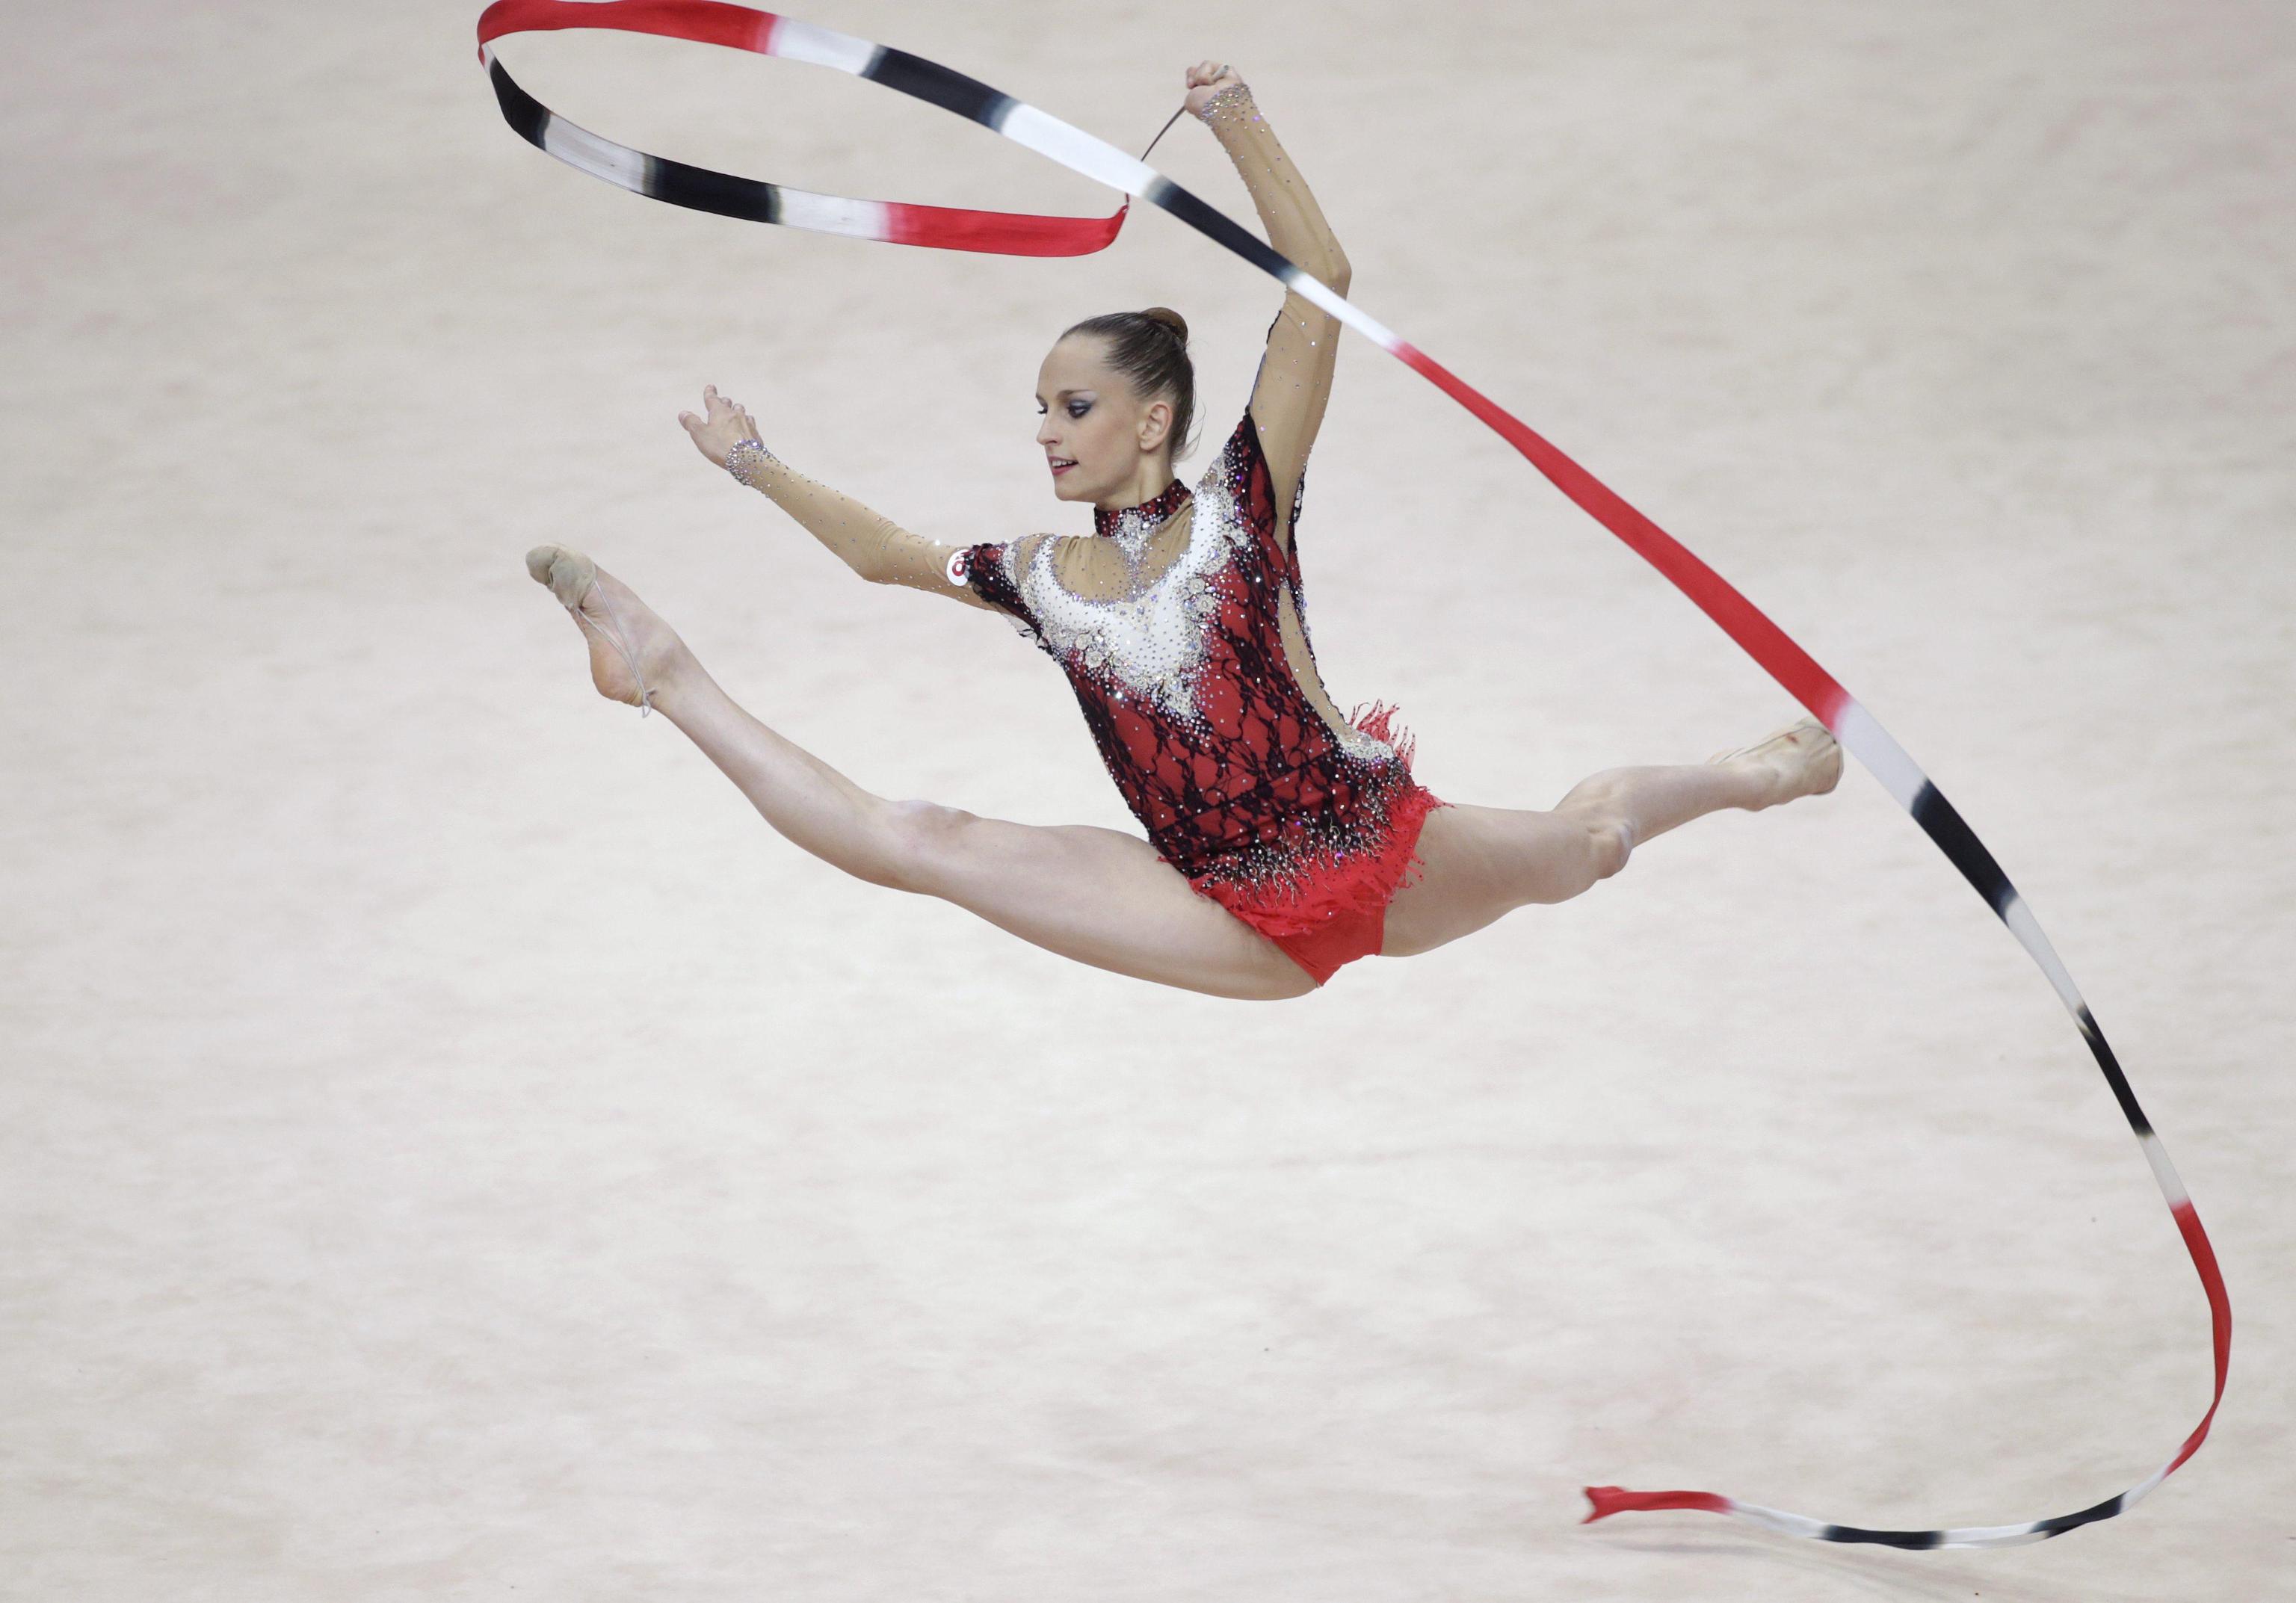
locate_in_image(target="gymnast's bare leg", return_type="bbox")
[530,547,1326,1000]
[1379,725,1842,959]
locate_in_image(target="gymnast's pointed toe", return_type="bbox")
[525,545,685,714]
[1711,716,1840,807]
[525,543,597,611]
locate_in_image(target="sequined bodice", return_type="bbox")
[950,408,1405,882]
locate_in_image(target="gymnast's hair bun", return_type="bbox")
[1141,306,1188,342]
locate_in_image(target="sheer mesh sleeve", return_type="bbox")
[725,440,1001,611]
[1197,82,1349,556]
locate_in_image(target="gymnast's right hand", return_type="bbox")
[678,383,762,469]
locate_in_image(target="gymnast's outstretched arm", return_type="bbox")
[1194,69,1351,552]
[678,383,1001,607]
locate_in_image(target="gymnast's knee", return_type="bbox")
[875,797,978,895]
[1542,801,1630,896]
[1590,818,1634,880]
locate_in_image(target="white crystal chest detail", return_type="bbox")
[1006,474,1258,724]
[993,430,1397,766]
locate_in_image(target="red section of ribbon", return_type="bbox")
[2165,1200,2231,1476]
[479,0,776,58]
[1582,1487,1732,1522]
[883,198,1130,256]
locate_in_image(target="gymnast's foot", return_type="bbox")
[525,545,695,713]
[1710,716,1842,810]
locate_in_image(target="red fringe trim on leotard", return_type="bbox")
[1348,699,1421,770]
[1186,700,1447,942]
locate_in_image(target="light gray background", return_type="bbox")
[6,1,2290,1598]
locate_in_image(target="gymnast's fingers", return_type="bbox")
[679,409,720,461]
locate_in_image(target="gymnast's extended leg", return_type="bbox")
[1380,726,1842,959]
[527,547,1321,1001]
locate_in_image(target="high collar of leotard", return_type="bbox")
[1092,477,1191,543]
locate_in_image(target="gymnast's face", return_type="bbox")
[1035,336,1174,507]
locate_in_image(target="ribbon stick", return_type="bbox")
[477,0,2228,1549]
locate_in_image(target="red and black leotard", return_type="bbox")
[947,404,1445,973]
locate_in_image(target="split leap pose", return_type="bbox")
[525,61,1842,1000]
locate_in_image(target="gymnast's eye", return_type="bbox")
[1034,401,1090,418]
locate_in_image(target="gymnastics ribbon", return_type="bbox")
[475,0,2229,1551]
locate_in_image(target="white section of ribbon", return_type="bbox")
[539,111,650,191]
[762,16,878,75]
[775,188,892,239]
[1830,698,1926,812]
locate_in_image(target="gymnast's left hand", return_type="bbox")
[678,382,762,469]
[1183,60,1246,119]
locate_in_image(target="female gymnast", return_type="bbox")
[524,61,1843,1001]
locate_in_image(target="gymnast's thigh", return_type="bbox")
[1380,800,1596,958]
[898,806,1319,1000]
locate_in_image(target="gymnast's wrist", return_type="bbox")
[1194,82,1256,128]
[724,437,779,490]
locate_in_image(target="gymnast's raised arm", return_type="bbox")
[1189,64,1351,553]
[678,383,1000,608]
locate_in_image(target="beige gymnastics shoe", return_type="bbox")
[525,544,663,715]
[1708,715,1843,808]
